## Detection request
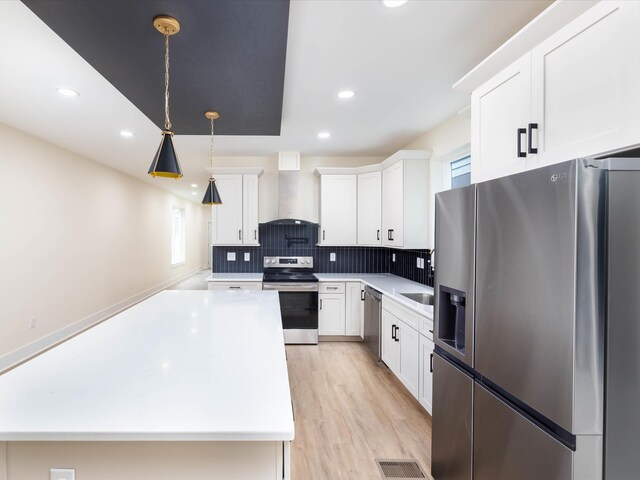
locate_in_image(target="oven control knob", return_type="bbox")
[265,259,271,264]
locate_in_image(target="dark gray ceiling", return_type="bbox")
[22,0,290,135]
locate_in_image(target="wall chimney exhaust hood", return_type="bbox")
[278,152,305,221]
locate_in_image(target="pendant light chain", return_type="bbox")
[164,31,171,131]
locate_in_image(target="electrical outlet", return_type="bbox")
[330,253,336,262]
[29,317,37,329]
[420,258,425,269]
[50,469,75,480]
[244,252,250,262]
[416,258,421,268]
[227,252,236,261]
[392,253,396,262]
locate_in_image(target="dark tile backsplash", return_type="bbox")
[212,222,433,286]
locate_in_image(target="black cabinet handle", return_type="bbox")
[319,299,323,310]
[528,123,538,154]
[322,230,325,241]
[430,353,434,373]
[517,128,527,158]
[377,229,380,241]
[392,324,396,340]
[361,289,365,301]
[395,325,400,342]
[389,229,394,241]
[254,229,257,240]
[387,229,391,241]
[239,230,242,240]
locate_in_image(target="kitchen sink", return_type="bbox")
[400,292,434,306]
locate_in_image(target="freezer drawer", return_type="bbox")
[431,352,473,480]
[474,383,572,480]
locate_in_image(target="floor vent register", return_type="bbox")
[376,459,427,479]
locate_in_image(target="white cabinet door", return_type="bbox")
[419,334,435,414]
[318,293,346,335]
[381,309,400,375]
[211,174,243,245]
[471,53,533,183]
[320,175,357,245]
[357,171,382,245]
[345,282,364,337]
[242,174,260,245]
[531,0,640,167]
[398,320,420,398]
[382,161,404,247]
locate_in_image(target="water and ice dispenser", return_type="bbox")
[438,286,467,354]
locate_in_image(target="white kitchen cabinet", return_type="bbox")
[530,0,640,167]
[319,293,346,336]
[242,174,260,245]
[211,175,243,245]
[471,1,640,183]
[471,53,533,183]
[319,174,357,245]
[207,282,262,291]
[357,171,382,245]
[345,282,364,337]
[382,309,401,375]
[419,334,435,414]
[381,152,430,250]
[211,170,262,246]
[397,319,420,398]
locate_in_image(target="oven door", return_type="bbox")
[263,283,319,345]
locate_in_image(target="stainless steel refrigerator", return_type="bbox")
[431,158,640,480]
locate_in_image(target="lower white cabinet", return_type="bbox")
[397,320,420,398]
[382,309,401,374]
[345,282,364,337]
[419,334,435,414]
[207,282,263,291]
[318,293,346,335]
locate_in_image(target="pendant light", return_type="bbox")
[148,15,183,179]
[202,111,223,205]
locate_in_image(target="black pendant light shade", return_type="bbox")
[148,131,183,178]
[202,177,222,205]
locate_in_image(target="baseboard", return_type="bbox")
[0,267,205,374]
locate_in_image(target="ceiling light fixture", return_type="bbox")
[318,132,331,139]
[383,0,408,7]
[192,192,197,195]
[120,130,134,138]
[148,15,183,179]
[56,88,79,97]
[337,90,355,99]
[190,184,198,188]
[202,111,223,206]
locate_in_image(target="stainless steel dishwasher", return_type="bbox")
[363,286,383,361]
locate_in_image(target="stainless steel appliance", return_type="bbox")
[432,158,640,480]
[363,286,383,360]
[262,256,318,345]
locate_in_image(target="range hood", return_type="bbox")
[275,152,315,224]
[263,218,317,227]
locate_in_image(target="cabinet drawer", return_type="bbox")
[208,282,262,291]
[382,296,420,331]
[419,315,434,340]
[319,282,346,294]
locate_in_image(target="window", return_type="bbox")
[171,207,186,266]
[451,155,471,189]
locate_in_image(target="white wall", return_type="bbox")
[0,123,207,363]
[213,155,384,222]
[403,112,471,246]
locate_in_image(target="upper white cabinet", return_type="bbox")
[319,174,357,245]
[530,0,640,167]
[381,152,430,250]
[211,169,262,246]
[471,53,533,183]
[357,171,382,246]
[471,0,640,183]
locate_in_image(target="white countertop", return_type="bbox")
[314,273,434,318]
[206,273,264,282]
[0,290,294,441]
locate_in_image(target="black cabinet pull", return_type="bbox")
[322,230,326,241]
[254,229,257,240]
[389,229,394,241]
[430,353,434,373]
[392,324,396,340]
[377,229,380,241]
[528,123,538,154]
[361,289,365,301]
[239,230,242,240]
[395,325,400,342]
[319,299,323,310]
[517,128,527,158]
[387,229,391,241]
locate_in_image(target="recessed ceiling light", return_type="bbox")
[383,0,408,7]
[338,90,355,99]
[120,130,134,138]
[56,88,79,97]
[318,132,331,139]
[191,192,197,195]
[190,184,198,188]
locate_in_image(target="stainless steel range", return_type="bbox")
[262,256,318,345]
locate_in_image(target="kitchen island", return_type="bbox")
[0,290,293,480]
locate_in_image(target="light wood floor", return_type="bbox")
[287,342,433,480]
